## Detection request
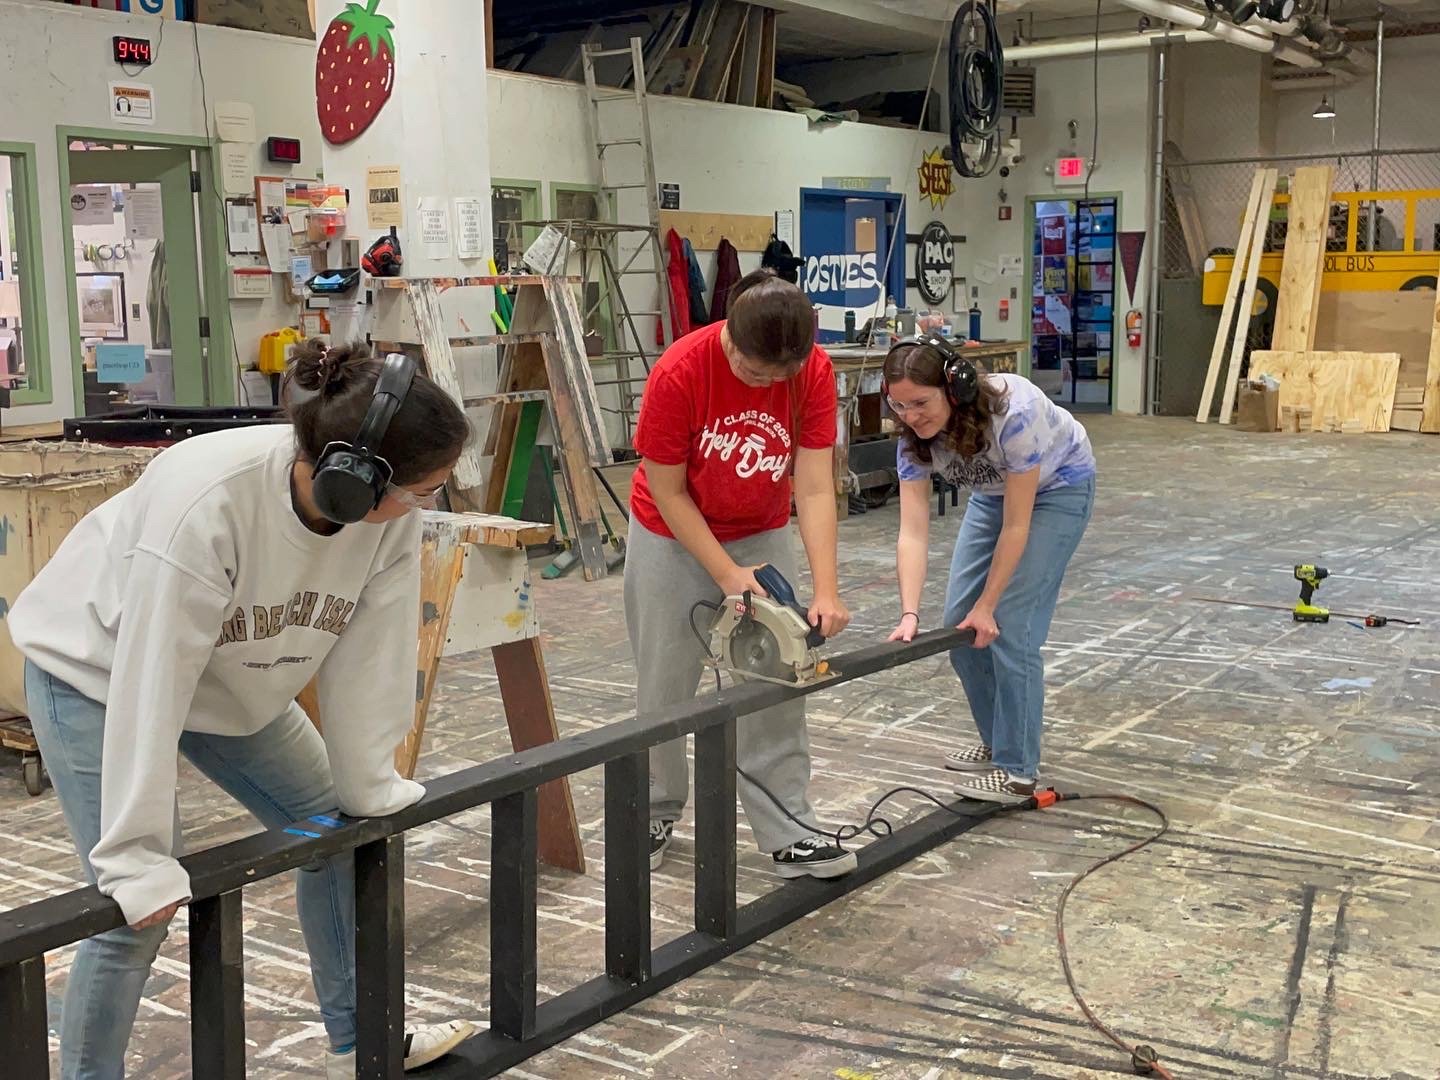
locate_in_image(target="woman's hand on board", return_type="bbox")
[808,592,851,638]
[130,900,181,931]
[887,611,920,643]
[957,604,999,649]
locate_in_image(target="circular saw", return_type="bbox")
[708,565,833,687]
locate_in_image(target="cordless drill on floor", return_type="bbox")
[1293,564,1330,623]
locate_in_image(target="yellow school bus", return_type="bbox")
[1202,188,1440,317]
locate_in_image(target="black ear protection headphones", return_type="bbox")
[881,334,980,408]
[310,352,419,524]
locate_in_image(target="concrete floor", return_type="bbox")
[2,415,1439,1079]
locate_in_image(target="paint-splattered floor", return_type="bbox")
[3,416,1438,1079]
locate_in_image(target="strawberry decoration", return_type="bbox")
[316,0,396,146]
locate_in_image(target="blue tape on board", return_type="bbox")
[309,814,344,829]
[284,827,324,839]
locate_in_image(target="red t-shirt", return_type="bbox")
[630,322,837,542]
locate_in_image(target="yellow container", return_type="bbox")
[258,327,304,375]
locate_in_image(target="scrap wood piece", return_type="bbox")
[1250,350,1400,432]
[1219,168,1279,425]
[1270,165,1335,353]
[1423,255,1440,433]
[403,280,487,502]
[1197,168,1270,423]
[691,1,749,100]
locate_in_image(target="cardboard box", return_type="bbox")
[0,442,156,717]
[1234,380,1279,433]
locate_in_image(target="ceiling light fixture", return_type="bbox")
[1313,93,1336,119]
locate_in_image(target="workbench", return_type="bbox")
[824,340,1025,511]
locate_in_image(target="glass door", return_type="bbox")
[1030,196,1116,410]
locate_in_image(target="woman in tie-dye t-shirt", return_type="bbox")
[881,338,1095,804]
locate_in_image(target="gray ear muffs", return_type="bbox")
[309,353,418,524]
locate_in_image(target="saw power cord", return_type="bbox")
[687,601,1178,1077]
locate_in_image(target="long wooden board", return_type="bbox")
[1423,256,1440,433]
[1218,168,1278,425]
[1269,165,1335,353]
[1249,350,1401,432]
[1196,169,1268,423]
[659,209,774,253]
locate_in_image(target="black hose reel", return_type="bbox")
[947,0,1005,179]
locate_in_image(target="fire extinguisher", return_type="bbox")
[1125,309,1143,348]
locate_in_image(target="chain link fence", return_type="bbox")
[1162,148,1440,277]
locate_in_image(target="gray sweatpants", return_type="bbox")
[624,517,817,853]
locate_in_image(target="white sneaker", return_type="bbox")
[324,1020,477,1077]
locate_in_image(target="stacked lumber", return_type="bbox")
[1204,163,1440,436]
[651,1,778,107]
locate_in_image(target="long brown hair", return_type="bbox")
[282,340,471,485]
[881,341,1008,465]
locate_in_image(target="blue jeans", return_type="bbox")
[24,661,358,1080]
[941,476,1094,779]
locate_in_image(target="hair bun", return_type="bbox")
[288,340,370,396]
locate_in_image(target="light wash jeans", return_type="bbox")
[24,660,358,1080]
[941,476,1095,779]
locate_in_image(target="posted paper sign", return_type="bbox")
[71,186,115,227]
[366,165,402,229]
[109,81,156,126]
[220,144,253,196]
[124,189,163,239]
[97,343,147,384]
[213,101,256,143]
[418,197,451,258]
[454,197,485,260]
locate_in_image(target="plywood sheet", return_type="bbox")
[1249,350,1400,432]
[1392,408,1424,432]
[1270,165,1334,353]
[660,210,774,253]
[1423,265,1440,433]
[1314,290,1434,387]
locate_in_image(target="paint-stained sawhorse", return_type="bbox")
[299,510,585,873]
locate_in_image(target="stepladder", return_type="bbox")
[369,275,616,582]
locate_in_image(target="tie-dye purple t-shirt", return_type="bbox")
[895,374,1095,495]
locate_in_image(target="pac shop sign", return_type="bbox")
[916,221,954,305]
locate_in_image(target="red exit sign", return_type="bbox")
[1054,156,1089,187]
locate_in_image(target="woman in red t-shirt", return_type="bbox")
[627,270,856,879]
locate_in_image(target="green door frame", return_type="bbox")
[492,177,541,255]
[0,141,52,406]
[1022,190,1123,409]
[55,127,233,413]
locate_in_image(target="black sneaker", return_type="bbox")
[953,767,1036,805]
[649,819,674,870]
[772,836,858,879]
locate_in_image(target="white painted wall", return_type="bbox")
[0,0,320,424]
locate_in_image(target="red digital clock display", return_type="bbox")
[267,137,303,165]
[113,36,154,66]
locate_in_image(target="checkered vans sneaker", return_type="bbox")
[953,768,1037,805]
[943,743,993,772]
[649,819,675,870]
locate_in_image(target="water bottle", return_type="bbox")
[844,309,856,343]
[968,303,982,343]
[885,296,898,332]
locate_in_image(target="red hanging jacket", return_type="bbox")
[659,228,692,345]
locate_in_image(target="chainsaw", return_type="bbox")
[707,564,834,687]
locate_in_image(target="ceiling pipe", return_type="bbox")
[1115,0,1325,67]
[1006,27,1217,60]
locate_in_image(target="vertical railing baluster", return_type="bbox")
[0,955,49,1078]
[490,789,538,1039]
[189,889,246,1078]
[693,718,737,938]
[604,751,651,982]
[355,835,406,1080]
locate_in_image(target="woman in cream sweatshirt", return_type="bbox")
[12,341,475,1079]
